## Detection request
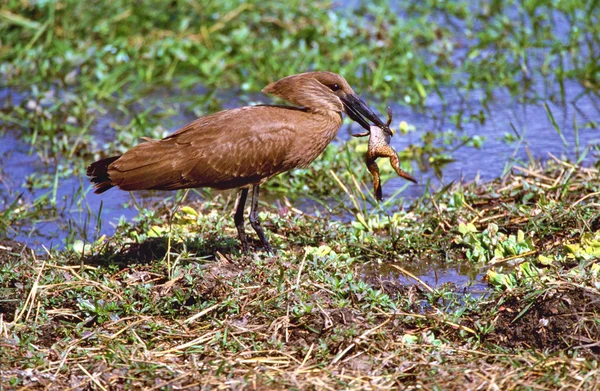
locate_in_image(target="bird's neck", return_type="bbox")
[290,109,343,169]
[310,108,343,138]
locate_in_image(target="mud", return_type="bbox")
[485,286,600,355]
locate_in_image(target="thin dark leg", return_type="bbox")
[234,188,249,253]
[249,184,274,254]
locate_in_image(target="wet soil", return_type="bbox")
[485,286,600,356]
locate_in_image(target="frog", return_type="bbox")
[353,108,417,201]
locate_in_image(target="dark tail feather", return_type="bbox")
[87,156,120,194]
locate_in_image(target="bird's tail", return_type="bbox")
[87,156,120,194]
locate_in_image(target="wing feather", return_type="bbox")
[108,106,308,191]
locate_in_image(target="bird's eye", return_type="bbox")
[329,83,341,91]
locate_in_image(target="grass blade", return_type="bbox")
[544,103,568,147]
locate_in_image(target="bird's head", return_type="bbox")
[262,71,389,132]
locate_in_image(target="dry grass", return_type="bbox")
[1,158,600,390]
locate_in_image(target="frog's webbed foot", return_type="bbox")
[352,131,370,137]
[385,107,393,127]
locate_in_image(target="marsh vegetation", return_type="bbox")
[1,0,599,389]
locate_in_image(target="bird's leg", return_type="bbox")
[234,188,249,253]
[249,184,274,254]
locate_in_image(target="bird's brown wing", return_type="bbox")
[108,106,299,191]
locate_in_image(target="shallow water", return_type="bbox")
[363,258,488,295]
[2,2,600,293]
[381,80,599,199]
[2,76,598,293]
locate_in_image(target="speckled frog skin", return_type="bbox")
[354,108,417,201]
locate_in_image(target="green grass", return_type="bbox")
[1,158,599,389]
[2,0,598,152]
[1,0,600,388]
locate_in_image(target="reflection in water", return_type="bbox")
[363,260,488,297]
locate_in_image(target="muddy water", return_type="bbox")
[362,260,488,296]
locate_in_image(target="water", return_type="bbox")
[2,78,597,293]
[363,260,488,295]
[381,80,599,200]
[2,5,600,293]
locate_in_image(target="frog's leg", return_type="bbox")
[366,156,383,201]
[386,148,418,184]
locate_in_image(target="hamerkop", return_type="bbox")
[87,72,390,253]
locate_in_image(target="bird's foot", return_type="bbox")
[262,241,275,256]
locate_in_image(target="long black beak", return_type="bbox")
[341,94,389,132]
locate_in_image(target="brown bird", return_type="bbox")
[87,71,389,253]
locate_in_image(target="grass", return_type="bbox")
[1,0,600,389]
[1,158,599,389]
[1,0,598,239]
[2,0,598,150]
